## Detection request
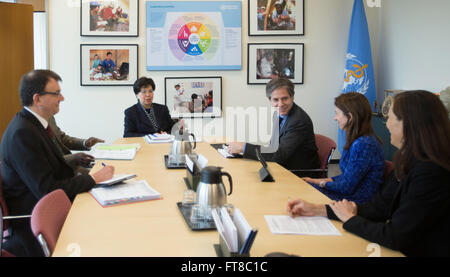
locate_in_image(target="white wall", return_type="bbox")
[377,0,450,102]
[49,0,380,157]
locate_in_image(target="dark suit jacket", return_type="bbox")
[327,160,450,257]
[0,109,96,256]
[244,103,320,171]
[123,102,176,137]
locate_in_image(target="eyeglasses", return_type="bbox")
[39,91,61,97]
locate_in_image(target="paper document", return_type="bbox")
[265,215,341,236]
[145,134,175,144]
[96,144,141,151]
[91,148,137,160]
[90,179,161,207]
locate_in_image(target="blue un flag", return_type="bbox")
[338,0,376,154]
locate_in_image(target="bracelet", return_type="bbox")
[319,180,326,188]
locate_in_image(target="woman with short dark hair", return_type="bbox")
[123,77,176,137]
[303,92,384,204]
[288,90,450,257]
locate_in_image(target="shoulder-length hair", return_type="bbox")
[392,90,450,179]
[335,92,380,150]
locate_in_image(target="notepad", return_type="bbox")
[96,174,137,187]
[90,180,161,207]
[95,144,141,151]
[91,148,137,160]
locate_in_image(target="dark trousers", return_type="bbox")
[3,218,44,257]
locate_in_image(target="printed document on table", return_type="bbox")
[91,148,137,160]
[265,215,341,236]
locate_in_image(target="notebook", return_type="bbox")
[90,180,161,207]
[96,174,137,187]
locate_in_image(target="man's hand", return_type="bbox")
[227,142,244,154]
[85,137,105,148]
[73,153,95,167]
[90,165,115,184]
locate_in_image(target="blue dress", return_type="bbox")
[311,136,385,204]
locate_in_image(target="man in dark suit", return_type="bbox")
[0,70,114,256]
[228,78,320,173]
[123,77,181,137]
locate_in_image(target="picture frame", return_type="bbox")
[80,44,138,86]
[247,43,304,85]
[80,0,139,37]
[248,0,304,36]
[164,77,222,118]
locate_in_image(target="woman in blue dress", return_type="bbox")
[303,92,384,204]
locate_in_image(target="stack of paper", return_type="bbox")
[90,179,161,207]
[264,215,341,236]
[145,134,175,144]
[211,207,257,254]
[91,144,140,160]
[217,145,243,158]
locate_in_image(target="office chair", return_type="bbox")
[30,189,71,257]
[1,161,31,257]
[291,134,337,178]
[384,160,394,181]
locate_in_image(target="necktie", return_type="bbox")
[279,117,284,130]
[46,126,63,155]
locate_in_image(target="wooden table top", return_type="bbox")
[52,137,403,257]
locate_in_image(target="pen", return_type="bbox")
[102,162,106,167]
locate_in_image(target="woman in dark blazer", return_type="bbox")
[287,91,450,257]
[124,77,176,137]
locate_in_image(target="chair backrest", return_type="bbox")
[384,160,394,181]
[30,189,71,257]
[315,134,337,171]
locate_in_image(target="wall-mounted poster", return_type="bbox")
[80,0,139,37]
[80,44,138,86]
[165,77,222,118]
[146,1,242,71]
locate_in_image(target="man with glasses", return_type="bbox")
[0,70,114,256]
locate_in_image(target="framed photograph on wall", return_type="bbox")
[80,0,139,37]
[248,0,304,36]
[164,77,222,118]
[80,44,138,86]
[248,43,304,85]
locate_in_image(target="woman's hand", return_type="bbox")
[287,198,327,218]
[302,177,333,185]
[329,199,357,223]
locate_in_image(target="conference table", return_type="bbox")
[52,138,403,257]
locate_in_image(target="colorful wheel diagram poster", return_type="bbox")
[169,15,219,62]
[146,1,242,70]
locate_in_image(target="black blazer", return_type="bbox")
[244,103,320,171]
[1,109,96,256]
[123,102,176,137]
[327,160,450,257]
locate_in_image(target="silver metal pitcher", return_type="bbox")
[196,166,233,208]
[169,131,196,165]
